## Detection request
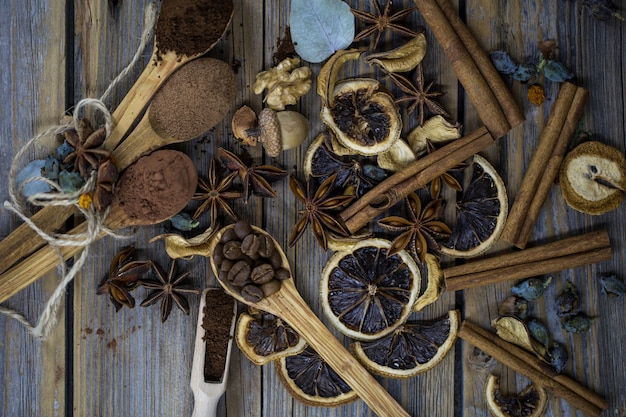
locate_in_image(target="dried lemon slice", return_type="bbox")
[320,238,420,341]
[559,141,626,215]
[275,345,358,407]
[320,78,402,156]
[484,374,548,417]
[441,154,508,258]
[235,311,306,365]
[351,310,459,378]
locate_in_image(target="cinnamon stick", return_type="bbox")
[460,320,607,416]
[502,82,589,248]
[444,230,611,292]
[338,126,493,234]
[432,0,525,129]
[414,0,523,138]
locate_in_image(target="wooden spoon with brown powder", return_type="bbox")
[0,57,236,276]
[0,150,197,303]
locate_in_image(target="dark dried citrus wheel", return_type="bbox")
[320,238,420,341]
[484,374,548,417]
[351,310,459,378]
[275,345,358,407]
[235,311,306,365]
[441,154,508,258]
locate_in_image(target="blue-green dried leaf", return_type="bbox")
[58,170,85,193]
[57,141,74,161]
[170,213,200,232]
[16,159,52,197]
[599,274,625,297]
[512,63,538,83]
[490,50,518,75]
[561,313,597,333]
[511,276,552,301]
[290,0,355,63]
[549,342,568,373]
[44,156,60,181]
[542,60,574,82]
[528,319,550,347]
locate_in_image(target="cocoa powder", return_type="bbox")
[201,289,235,382]
[113,149,197,225]
[155,0,234,57]
[151,58,236,139]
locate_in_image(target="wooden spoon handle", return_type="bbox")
[266,282,410,417]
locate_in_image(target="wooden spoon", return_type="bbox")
[104,0,234,151]
[0,150,197,303]
[190,288,237,417]
[0,57,235,275]
[208,225,410,417]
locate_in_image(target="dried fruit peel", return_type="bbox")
[484,374,548,417]
[407,115,463,157]
[150,227,217,259]
[317,49,364,106]
[559,141,626,215]
[492,316,547,360]
[413,253,445,312]
[376,138,416,171]
[365,32,427,73]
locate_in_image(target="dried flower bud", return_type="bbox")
[549,342,568,373]
[527,319,550,347]
[561,313,597,333]
[511,276,552,301]
[512,63,538,83]
[555,280,580,317]
[527,84,545,106]
[490,50,518,75]
[599,274,625,297]
[542,60,574,83]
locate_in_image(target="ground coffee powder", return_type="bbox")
[202,289,235,382]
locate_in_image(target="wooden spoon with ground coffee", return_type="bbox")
[0,57,235,276]
[207,224,411,417]
[104,0,234,152]
[0,150,197,303]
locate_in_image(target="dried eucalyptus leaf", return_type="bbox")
[493,316,547,359]
[290,0,355,63]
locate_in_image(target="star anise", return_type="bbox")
[140,259,200,322]
[192,158,242,225]
[289,173,354,251]
[351,0,419,50]
[96,246,152,311]
[63,117,109,178]
[378,193,451,263]
[388,64,450,126]
[423,139,466,200]
[217,147,288,203]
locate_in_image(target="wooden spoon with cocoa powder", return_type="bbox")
[0,57,235,276]
[0,150,197,303]
[207,225,411,417]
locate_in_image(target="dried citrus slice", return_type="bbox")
[321,78,402,156]
[235,311,306,365]
[484,374,548,417]
[320,238,420,341]
[275,345,358,407]
[441,154,508,258]
[350,310,459,378]
[559,141,626,215]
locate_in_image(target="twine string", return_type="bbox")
[0,3,157,340]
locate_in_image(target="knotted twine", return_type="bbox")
[0,3,157,340]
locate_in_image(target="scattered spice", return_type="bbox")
[201,289,235,382]
[272,26,297,66]
[155,0,234,58]
[192,158,242,225]
[580,0,625,21]
[527,84,546,106]
[351,0,418,50]
[388,64,450,127]
[140,259,200,322]
[62,117,109,178]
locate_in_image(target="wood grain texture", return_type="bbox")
[1,0,625,416]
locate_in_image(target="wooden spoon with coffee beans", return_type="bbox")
[0,150,197,303]
[207,223,411,417]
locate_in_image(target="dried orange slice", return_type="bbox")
[484,374,548,417]
[275,345,358,407]
[351,310,459,378]
[441,154,508,258]
[320,238,420,341]
[235,311,306,365]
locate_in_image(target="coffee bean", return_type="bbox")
[220,227,238,243]
[260,279,281,297]
[258,234,275,258]
[218,270,228,282]
[212,243,225,265]
[234,220,253,240]
[269,250,283,269]
[219,258,233,272]
[241,234,261,256]
[227,260,251,286]
[223,240,244,260]
[241,284,264,303]
[274,267,291,281]
[250,263,275,284]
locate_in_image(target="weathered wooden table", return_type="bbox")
[1,0,625,416]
